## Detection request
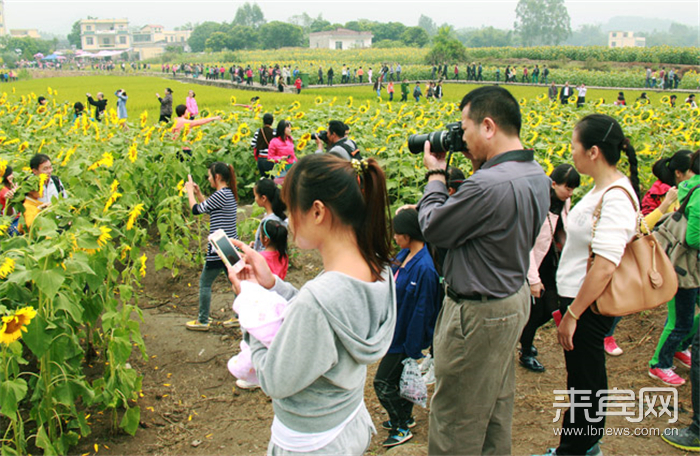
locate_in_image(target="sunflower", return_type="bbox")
[0,307,37,345]
[301,133,311,142]
[639,110,654,122]
[296,139,307,151]
[128,142,138,163]
[109,179,120,194]
[126,204,145,231]
[358,106,368,114]
[237,123,250,136]
[346,96,353,108]
[103,192,122,213]
[97,226,112,247]
[294,111,305,120]
[230,95,237,105]
[0,257,15,279]
[315,96,323,105]
[138,254,147,277]
[176,179,185,197]
[231,133,241,144]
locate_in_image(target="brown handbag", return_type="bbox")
[588,185,678,316]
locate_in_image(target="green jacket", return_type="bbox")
[678,173,700,249]
[401,82,409,95]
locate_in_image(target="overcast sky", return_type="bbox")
[4,0,699,36]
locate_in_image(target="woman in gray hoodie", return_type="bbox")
[229,154,397,455]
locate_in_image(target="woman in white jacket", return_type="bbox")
[519,164,580,372]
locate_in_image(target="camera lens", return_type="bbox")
[407,134,429,154]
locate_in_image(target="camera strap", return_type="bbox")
[481,150,535,170]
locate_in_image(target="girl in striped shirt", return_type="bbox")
[185,162,239,331]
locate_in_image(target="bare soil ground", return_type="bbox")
[72,250,695,456]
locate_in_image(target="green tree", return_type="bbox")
[233,3,266,28]
[514,0,571,46]
[425,26,466,64]
[204,31,229,52]
[258,21,304,49]
[188,21,225,52]
[309,18,332,33]
[458,27,513,47]
[67,20,82,49]
[227,25,258,50]
[401,26,430,47]
[418,15,437,36]
[371,22,407,43]
[564,24,606,46]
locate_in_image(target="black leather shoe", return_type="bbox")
[519,345,538,357]
[520,355,545,373]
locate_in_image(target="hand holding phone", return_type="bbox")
[209,229,245,273]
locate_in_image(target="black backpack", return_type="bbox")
[336,139,362,160]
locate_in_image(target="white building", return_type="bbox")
[608,31,645,48]
[309,28,373,50]
[132,25,191,60]
[80,18,131,51]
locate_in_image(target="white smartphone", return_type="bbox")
[208,229,244,272]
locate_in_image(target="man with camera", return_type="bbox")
[314,120,361,161]
[417,86,550,455]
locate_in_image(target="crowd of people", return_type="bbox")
[3,81,699,456]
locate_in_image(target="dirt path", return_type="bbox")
[73,251,695,456]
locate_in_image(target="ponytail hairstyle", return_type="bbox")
[281,154,392,281]
[652,150,692,187]
[208,162,238,201]
[262,219,288,262]
[255,178,287,220]
[574,114,640,199]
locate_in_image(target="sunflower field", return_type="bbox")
[0,84,699,454]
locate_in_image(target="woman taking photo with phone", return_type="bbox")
[184,162,239,331]
[227,154,396,455]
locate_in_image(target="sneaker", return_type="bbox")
[531,449,556,456]
[603,336,623,356]
[222,318,240,328]
[419,353,433,373]
[381,417,416,430]
[185,320,210,331]
[519,355,545,373]
[649,367,686,386]
[382,428,413,448]
[674,349,691,368]
[236,379,261,390]
[661,426,700,452]
[422,363,436,385]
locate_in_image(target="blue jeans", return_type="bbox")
[605,316,621,337]
[651,287,699,369]
[197,261,230,324]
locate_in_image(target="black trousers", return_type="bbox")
[520,288,559,353]
[373,352,413,427]
[556,297,614,456]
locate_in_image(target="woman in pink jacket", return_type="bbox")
[267,120,296,166]
[519,163,580,372]
[186,90,199,119]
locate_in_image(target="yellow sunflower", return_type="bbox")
[315,96,323,105]
[0,257,15,279]
[0,307,37,345]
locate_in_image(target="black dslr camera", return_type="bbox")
[407,122,467,154]
[310,130,328,142]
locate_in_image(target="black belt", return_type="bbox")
[445,284,493,302]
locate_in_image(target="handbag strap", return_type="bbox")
[676,183,700,215]
[589,185,643,263]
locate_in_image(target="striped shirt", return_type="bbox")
[192,187,238,263]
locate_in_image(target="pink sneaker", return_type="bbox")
[604,336,623,356]
[649,367,686,386]
[674,350,691,368]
